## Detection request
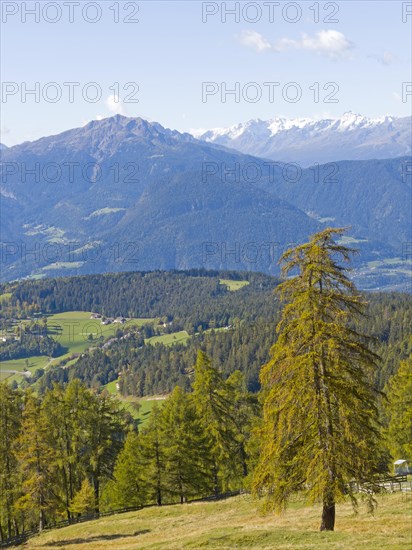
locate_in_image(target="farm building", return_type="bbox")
[394,459,412,475]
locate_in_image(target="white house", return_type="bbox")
[394,459,411,475]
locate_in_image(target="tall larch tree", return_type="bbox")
[192,350,239,493]
[161,386,213,503]
[0,383,23,541]
[14,391,56,532]
[138,404,167,506]
[385,356,412,462]
[253,228,382,531]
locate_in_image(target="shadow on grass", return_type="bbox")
[44,530,150,546]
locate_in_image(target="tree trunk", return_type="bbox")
[320,501,335,531]
[156,486,162,506]
[39,509,45,532]
[13,519,19,536]
[93,478,100,515]
[212,462,219,497]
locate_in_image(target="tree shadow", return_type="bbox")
[44,530,150,546]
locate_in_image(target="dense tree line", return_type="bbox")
[0,353,257,541]
[1,270,278,332]
[2,270,410,397]
[0,380,130,540]
[36,320,279,395]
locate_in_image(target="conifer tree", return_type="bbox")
[225,370,259,480]
[41,380,92,522]
[14,392,56,532]
[69,479,95,516]
[192,350,236,493]
[161,387,213,503]
[138,404,167,506]
[109,431,148,508]
[0,383,23,540]
[385,357,412,461]
[84,393,127,514]
[253,228,382,531]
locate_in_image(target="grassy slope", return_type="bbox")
[104,380,165,425]
[219,279,250,291]
[146,330,190,346]
[24,493,411,549]
[0,313,156,382]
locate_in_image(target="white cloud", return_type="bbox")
[369,51,397,65]
[238,30,272,53]
[239,30,353,59]
[106,94,126,115]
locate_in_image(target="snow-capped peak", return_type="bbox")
[192,113,411,166]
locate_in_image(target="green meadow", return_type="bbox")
[219,279,250,291]
[24,492,411,550]
[0,312,156,383]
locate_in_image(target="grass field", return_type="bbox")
[220,279,250,291]
[104,380,166,425]
[0,312,156,383]
[24,493,411,549]
[146,330,190,346]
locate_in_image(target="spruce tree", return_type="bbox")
[253,228,382,531]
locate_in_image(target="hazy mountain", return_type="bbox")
[0,115,318,280]
[193,113,412,166]
[1,115,410,290]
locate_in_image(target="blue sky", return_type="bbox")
[1,0,411,145]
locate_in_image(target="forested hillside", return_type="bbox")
[1,270,410,397]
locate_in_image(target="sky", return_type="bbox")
[1,0,412,145]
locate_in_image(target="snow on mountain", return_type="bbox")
[192,113,411,166]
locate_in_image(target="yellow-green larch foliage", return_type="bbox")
[253,228,382,531]
[385,356,412,462]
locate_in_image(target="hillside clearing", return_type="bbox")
[0,313,156,382]
[219,279,250,291]
[23,493,411,549]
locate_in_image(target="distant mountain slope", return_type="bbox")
[193,113,412,166]
[0,115,318,281]
[1,115,410,290]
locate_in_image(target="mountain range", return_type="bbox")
[1,114,411,290]
[194,112,412,166]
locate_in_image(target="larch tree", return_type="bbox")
[0,383,23,541]
[108,430,148,508]
[41,380,92,522]
[192,350,240,493]
[84,392,128,514]
[14,391,56,532]
[385,356,412,462]
[161,386,213,503]
[138,404,167,506]
[253,228,382,531]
